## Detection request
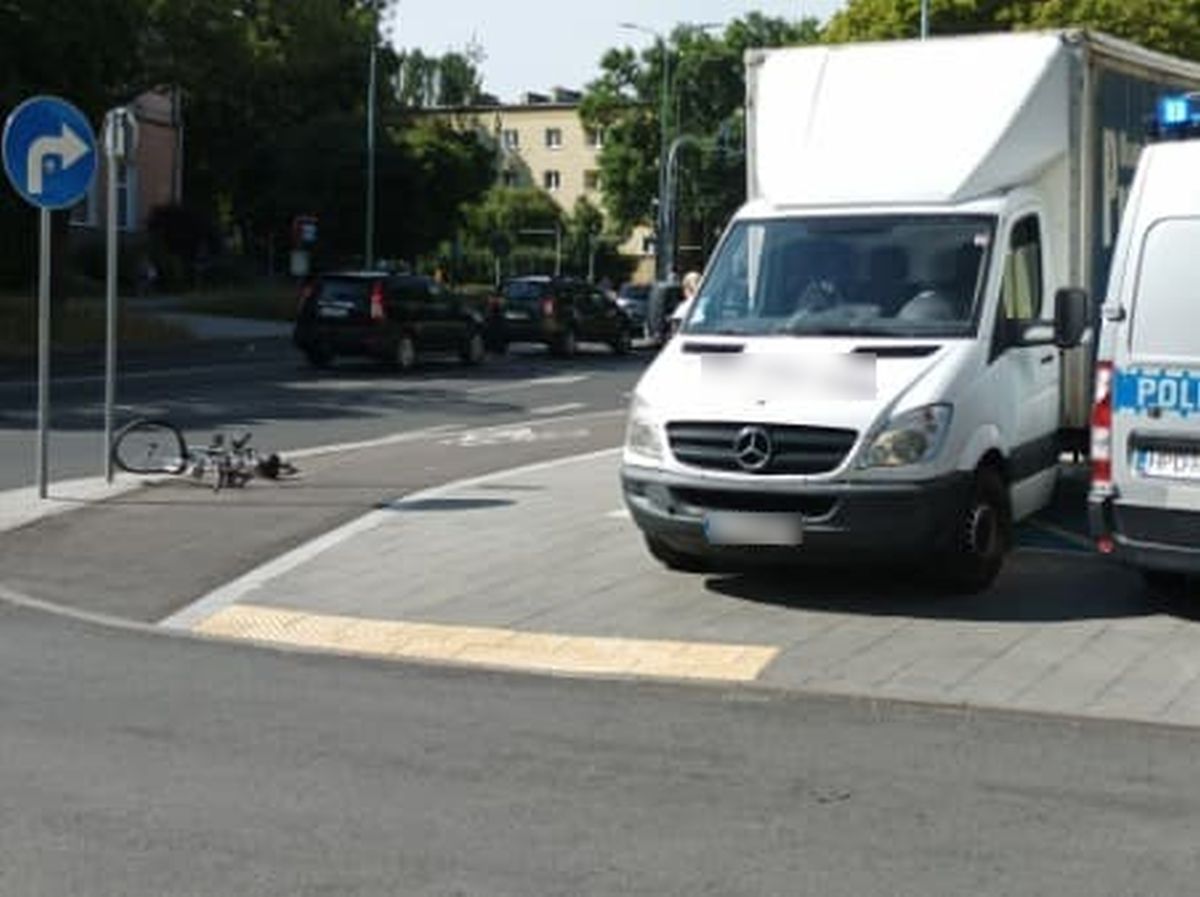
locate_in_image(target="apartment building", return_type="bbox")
[422,88,653,280]
[69,89,183,235]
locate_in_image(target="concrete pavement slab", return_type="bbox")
[174,449,1200,725]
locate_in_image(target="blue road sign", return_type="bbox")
[2,95,97,210]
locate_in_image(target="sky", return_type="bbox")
[386,1,847,103]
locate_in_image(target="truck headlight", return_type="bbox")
[624,395,664,462]
[861,404,952,468]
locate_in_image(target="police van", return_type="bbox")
[1089,94,1200,585]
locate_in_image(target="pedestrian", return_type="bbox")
[667,270,702,337]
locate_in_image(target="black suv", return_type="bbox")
[294,272,490,370]
[487,276,633,357]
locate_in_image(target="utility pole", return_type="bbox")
[621,23,671,283]
[920,0,930,39]
[620,21,722,284]
[365,0,379,269]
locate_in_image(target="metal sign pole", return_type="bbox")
[103,131,118,482]
[3,95,98,500]
[36,207,50,499]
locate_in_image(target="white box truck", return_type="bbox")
[1089,94,1200,586]
[621,30,1200,590]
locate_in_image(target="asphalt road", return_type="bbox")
[1,598,1199,897]
[0,339,647,491]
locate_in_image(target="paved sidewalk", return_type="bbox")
[172,451,1200,726]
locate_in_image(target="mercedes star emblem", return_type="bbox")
[733,425,772,472]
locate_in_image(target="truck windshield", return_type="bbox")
[684,215,995,338]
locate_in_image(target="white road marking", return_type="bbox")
[468,374,588,395]
[438,426,591,448]
[606,509,632,520]
[159,446,624,630]
[531,402,587,416]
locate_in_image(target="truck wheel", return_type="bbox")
[645,535,712,573]
[939,467,1010,593]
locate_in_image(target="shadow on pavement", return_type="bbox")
[703,551,1163,623]
[388,497,514,513]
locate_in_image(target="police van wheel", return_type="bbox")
[645,535,711,573]
[940,468,1010,594]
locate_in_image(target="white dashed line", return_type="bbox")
[531,402,587,416]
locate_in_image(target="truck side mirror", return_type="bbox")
[1054,287,1088,349]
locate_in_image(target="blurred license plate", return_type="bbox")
[1136,448,1200,481]
[504,310,530,321]
[704,512,803,546]
[318,306,350,318]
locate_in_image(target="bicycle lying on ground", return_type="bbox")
[110,418,299,491]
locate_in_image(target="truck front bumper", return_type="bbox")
[621,465,972,564]
[1089,493,1200,575]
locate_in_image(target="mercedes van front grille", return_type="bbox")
[666,422,857,475]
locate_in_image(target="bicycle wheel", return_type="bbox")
[110,418,189,475]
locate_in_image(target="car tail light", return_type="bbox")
[370,281,387,321]
[541,296,556,317]
[1091,361,1113,487]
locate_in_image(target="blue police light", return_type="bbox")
[1153,93,1200,139]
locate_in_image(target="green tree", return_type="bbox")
[580,14,819,261]
[395,47,486,107]
[464,186,562,246]
[1011,0,1200,60]
[565,196,605,273]
[823,0,1200,59]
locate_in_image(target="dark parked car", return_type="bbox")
[615,282,651,336]
[294,272,489,370]
[646,281,684,345]
[487,276,634,357]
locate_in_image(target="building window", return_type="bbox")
[502,129,519,149]
[545,127,562,149]
[501,169,518,187]
[586,128,605,148]
[543,170,561,192]
[584,169,601,191]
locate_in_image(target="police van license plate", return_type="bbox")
[704,512,803,546]
[1136,448,1200,481]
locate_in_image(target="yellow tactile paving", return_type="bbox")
[195,603,780,683]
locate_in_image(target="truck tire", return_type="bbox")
[938,467,1010,593]
[645,534,712,573]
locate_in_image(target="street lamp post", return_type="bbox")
[619,21,723,283]
[365,0,380,270]
[662,133,701,283]
[619,23,670,283]
[920,0,930,39]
